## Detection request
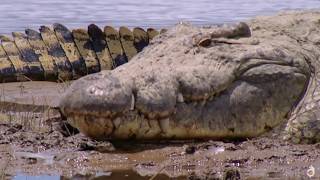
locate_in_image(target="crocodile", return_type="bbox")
[57,10,320,144]
[0,23,160,82]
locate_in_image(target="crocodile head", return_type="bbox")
[59,22,310,140]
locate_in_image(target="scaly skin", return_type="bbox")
[59,11,320,142]
[1,11,319,144]
[0,24,159,82]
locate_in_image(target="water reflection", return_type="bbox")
[0,0,319,34]
[14,169,186,180]
[14,175,59,180]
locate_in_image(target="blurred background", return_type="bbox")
[0,0,320,34]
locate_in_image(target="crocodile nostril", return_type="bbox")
[87,85,105,96]
[88,86,95,94]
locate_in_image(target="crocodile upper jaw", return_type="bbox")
[59,22,310,140]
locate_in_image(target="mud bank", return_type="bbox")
[2,10,320,179]
[1,123,320,179]
[0,81,319,179]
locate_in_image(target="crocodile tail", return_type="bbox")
[0,24,163,82]
[0,32,47,82]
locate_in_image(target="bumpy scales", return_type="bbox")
[59,11,320,144]
[0,24,160,82]
[1,11,320,144]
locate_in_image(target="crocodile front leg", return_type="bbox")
[285,66,320,144]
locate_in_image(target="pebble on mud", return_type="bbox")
[79,141,115,152]
[26,157,37,164]
[185,145,197,154]
[223,168,241,180]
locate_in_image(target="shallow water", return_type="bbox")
[0,0,320,34]
[13,170,182,180]
[14,175,59,180]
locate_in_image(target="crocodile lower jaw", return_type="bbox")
[59,19,310,141]
[66,111,260,140]
[63,68,307,140]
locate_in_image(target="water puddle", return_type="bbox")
[13,169,185,180]
[14,175,59,180]
[15,152,56,165]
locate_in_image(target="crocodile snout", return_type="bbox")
[59,22,310,140]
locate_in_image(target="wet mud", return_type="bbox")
[0,81,319,179]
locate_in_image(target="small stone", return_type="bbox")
[223,168,241,180]
[95,142,116,152]
[185,145,196,154]
[249,39,260,45]
[26,157,37,164]
[79,142,95,151]
[79,141,115,152]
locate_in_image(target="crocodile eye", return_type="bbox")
[197,38,212,47]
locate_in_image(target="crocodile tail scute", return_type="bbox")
[0,24,162,82]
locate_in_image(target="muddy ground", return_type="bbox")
[0,82,319,179]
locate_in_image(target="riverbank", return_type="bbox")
[2,9,320,179]
[1,119,319,179]
[0,81,318,179]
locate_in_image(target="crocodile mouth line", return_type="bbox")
[62,59,308,140]
[58,17,313,141]
[62,58,308,116]
[66,110,253,140]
